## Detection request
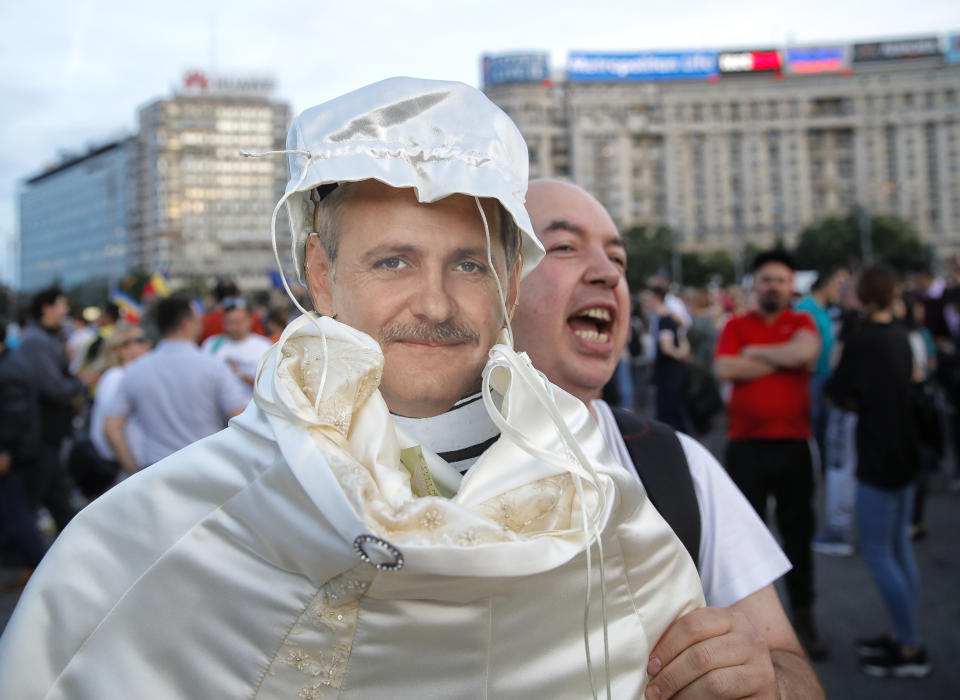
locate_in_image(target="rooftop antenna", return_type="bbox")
[208,11,218,70]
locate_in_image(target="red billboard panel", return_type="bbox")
[718,50,782,73]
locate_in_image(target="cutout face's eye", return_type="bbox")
[457,261,486,273]
[375,257,407,270]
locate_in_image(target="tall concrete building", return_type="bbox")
[484,34,960,264]
[136,71,291,291]
[19,138,137,292]
[17,70,291,295]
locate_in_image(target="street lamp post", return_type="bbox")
[858,206,873,267]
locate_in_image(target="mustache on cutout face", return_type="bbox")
[379,320,480,346]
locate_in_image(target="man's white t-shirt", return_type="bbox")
[90,366,144,464]
[201,333,273,398]
[592,399,791,608]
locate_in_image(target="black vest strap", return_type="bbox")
[612,408,701,569]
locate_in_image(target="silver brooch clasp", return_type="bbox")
[353,534,404,572]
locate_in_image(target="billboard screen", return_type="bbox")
[717,50,782,73]
[853,37,940,62]
[786,46,848,74]
[566,51,718,81]
[947,34,960,64]
[482,53,549,87]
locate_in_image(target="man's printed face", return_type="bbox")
[316,180,511,418]
[753,262,793,314]
[513,182,631,403]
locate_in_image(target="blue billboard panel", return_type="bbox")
[567,51,718,82]
[786,46,848,74]
[947,34,960,65]
[482,53,550,87]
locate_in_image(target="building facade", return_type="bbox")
[136,71,291,291]
[19,138,137,292]
[18,71,291,295]
[484,36,960,264]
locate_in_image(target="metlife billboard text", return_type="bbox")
[567,51,717,82]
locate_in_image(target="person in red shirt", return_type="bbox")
[200,279,265,343]
[714,250,826,658]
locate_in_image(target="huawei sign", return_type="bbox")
[180,69,275,97]
[184,70,210,90]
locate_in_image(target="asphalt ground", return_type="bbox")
[2,462,958,698]
[799,474,959,699]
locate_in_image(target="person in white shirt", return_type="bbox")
[89,325,150,466]
[512,179,824,700]
[200,297,272,399]
[66,311,97,375]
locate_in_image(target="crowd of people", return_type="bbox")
[0,281,291,583]
[1,222,951,690]
[607,252,960,678]
[0,76,951,696]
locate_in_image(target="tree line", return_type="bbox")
[623,209,932,289]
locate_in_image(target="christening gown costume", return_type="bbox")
[0,77,704,699]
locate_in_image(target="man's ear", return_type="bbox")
[305,234,335,315]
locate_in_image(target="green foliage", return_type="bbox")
[624,226,743,288]
[622,224,674,290]
[116,270,152,300]
[66,278,111,309]
[593,208,929,293]
[0,282,19,323]
[794,210,930,273]
[175,276,211,300]
[681,250,735,287]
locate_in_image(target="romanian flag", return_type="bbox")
[142,270,172,298]
[110,290,143,324]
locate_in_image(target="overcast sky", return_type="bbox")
[2,0,957,287]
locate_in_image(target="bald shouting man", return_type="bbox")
[513,179,824,700]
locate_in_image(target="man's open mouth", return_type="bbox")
[567,306,613,344]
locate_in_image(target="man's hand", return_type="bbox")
[76,367,100,387]
[645,606,777,699]
[713,355,775,382]
[0,451,10,477]
[104,415,140,475]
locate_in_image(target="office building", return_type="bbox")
[484,34,960,260]
[18,70,291,294]
[136,71,291,291]
[19,138,137,292]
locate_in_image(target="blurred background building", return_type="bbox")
[19,138,137,292]
[484,33,960,267]
[18,70,290,293]
[15,32,960,295]
[135,71,290,292]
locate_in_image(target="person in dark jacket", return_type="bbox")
[0,321,48,586]
[13,287,93,532]
[826,264,930,679]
